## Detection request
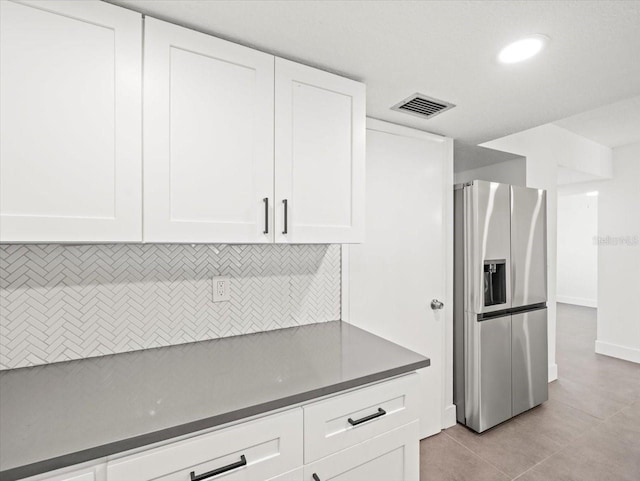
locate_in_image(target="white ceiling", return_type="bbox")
[553,96,640,148]
[109,0,640,144]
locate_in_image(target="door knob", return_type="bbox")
[431,299,444,310]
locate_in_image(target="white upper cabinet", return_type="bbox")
[1,4,365,244]
[275,58,365,244]
[0,0,142,242]
[143,18,275,243]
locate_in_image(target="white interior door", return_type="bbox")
[344,119,453,438]
[143,18,274,243]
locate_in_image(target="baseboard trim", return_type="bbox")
[442,404,457,429]
[548,363,558,382]
[556,296,597,308]
[595,340,640,364]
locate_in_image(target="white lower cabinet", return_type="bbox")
[47,475,94,481]
[28,375,419,481]
[36,473,95,481]
[303,421,419,481]
[107,409,302,481]
[303,373,418,463]
[22,462,106,481]
[37,472,96,481]
[267,468,304,481]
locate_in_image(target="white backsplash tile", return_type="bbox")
[0,244,341,370]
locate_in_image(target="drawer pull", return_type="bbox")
[189,454,247,481]
[347,408,386,426]
[312,474,321,481]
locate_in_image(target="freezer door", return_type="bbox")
[468,315,512,432]
[466,181,512,314]
[512,308,548,416]
[510,186,547,307]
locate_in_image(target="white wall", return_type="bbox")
[557,193,598,307]
[551,125,613,178]
[481,125,558,381]
[595,141,640,363]
[481,123,612,381]
[454,157,527,186]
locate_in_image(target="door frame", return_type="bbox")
[341,117,455,434]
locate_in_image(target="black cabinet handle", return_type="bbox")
[263,198,269,234]
[348,408,386,426]
[190,455,246,481]
[282,199,288,235]
[312,474,321,481]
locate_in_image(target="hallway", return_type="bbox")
[420,303,640,480]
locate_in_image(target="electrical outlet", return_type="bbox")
[212,276,230,302]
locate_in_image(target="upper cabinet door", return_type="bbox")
[0,0,142,242]
[143,18,275,243]
[274,58,365,244]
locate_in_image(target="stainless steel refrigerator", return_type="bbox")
[454,180,548,433]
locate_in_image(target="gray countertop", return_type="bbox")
[0,321,429,481]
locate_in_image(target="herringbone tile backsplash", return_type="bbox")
[0,244,341,370]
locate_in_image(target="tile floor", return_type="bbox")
[420,303,640,480]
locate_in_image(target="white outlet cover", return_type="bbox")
[212,276,230,302]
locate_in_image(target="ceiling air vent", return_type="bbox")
[391,93,455,120]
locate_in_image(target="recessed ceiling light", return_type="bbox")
[585,191,599,197]
[498,35,548,64]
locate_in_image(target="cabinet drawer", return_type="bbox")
[30,472,94,481]
[19,459,106,481]
[303,421,419,481]
[267,467,303,481]
[107,409,302,481]
[22,465,102,481]
[303,374,418,463]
